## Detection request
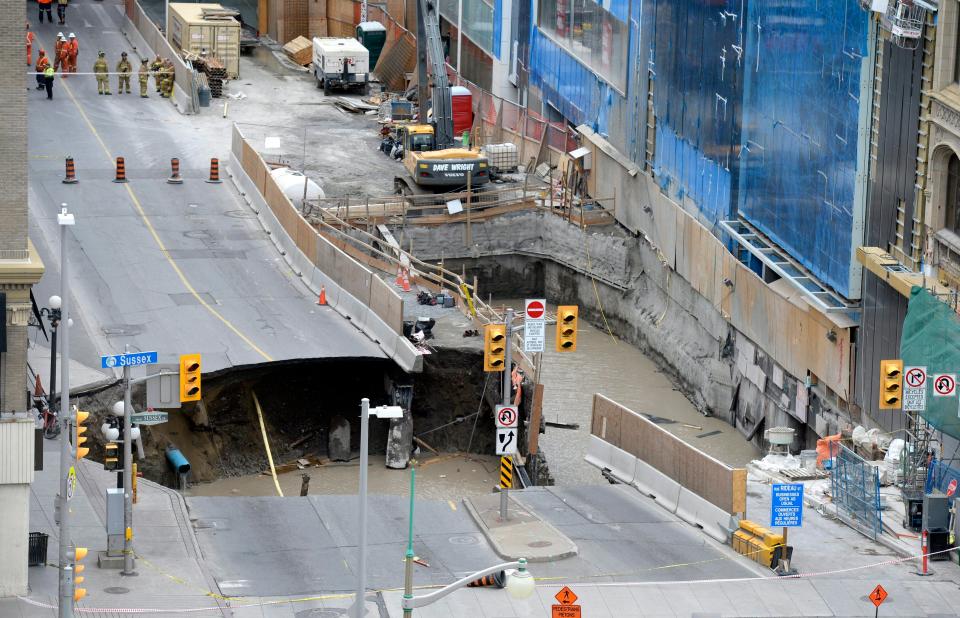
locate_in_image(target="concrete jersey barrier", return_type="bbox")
[228,124,421,373]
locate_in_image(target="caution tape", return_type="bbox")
[16,546,955,614]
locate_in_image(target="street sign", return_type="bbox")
[933,373,956,397]
[555,587,578,604]
[131,411,169,426]
[524,298,546,353]
[500,456,513,488]
[552,587,580,618]
[525,299,546,319]
[495,427,517,455]
[947,479,958,498]
[869,584,887,608]
[903,366,927,411]
[771,483,804,527]
[101,351,158,369]
[495,404,518,428]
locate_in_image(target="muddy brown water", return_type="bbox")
[189,453,500,499]
[530,307,761,486]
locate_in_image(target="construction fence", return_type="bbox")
[829,441,882,540]
[123,0,198,113]
[228,124,421,372]
[587,394,747,543]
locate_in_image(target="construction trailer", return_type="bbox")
[167,3,241,78]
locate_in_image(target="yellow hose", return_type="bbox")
[252,391,284,497]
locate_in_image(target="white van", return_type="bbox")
[312,37,370,95]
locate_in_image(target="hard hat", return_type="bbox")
[121,51,127,56]
[57,31,63,38]
[69,32,75,38]
[98,50,105,56]
[141,58,148,63]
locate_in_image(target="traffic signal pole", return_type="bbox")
[122,345,135,576]
[501,308,513,521]
[57,206,75,618]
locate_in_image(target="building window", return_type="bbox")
[537,0,629,91]
[946,153,960,233]
[955,5,960,84]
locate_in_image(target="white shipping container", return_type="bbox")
[167,3,240,78]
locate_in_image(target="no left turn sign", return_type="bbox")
[933,373,956,397]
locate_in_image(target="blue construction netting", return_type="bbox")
[736,0,869,297]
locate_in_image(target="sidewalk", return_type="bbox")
[2,437,225,617]
[27,341,115,397]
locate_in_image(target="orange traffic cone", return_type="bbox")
[466,571,505,588]
[395,266,403,287]
[401,268,411,292]
[316,286,327,306]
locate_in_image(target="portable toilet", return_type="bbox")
[451,85,474,139]
[356,22,387,71]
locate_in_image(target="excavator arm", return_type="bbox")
[416,0,455,149]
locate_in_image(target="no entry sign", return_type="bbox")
[525,299,545,319]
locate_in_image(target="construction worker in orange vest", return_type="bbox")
[35,50,49,90]
[38,0,53,23]
[53,32,65,71]
[26,24,35,66]
[66,33,78,74]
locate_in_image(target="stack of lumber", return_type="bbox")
[283,36,313,66]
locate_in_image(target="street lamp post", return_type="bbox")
[355,399,404,618]
[56,206,75,618]
[40,296,62,416]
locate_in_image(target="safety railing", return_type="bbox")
[830,441,883,540]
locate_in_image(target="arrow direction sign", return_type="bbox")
[903,366,927,411]
[496,427,517,455]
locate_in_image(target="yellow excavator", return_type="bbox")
[393,0,489,194]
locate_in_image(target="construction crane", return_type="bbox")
[392,0,489,194]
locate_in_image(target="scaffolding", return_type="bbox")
[831,442,883,540]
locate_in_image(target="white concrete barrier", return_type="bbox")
[631,457,681,514]
[584,434,614,473]
[607,445,637,485]
[675,487,733,544]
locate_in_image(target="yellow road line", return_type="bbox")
[61,80,272,362]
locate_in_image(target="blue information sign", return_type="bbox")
[101,351,159,369]
[771,483,804,528]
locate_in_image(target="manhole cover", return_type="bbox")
[527,540,553,548]
[225,209,257,219]
[294,609,348,617]
[448,535,479,545]
[104,587,129,594]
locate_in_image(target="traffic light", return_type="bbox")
[484,324,506,372]
[104,442,119,471]
[879,359,903,409]
[556,305,579,352]
[75,409,90,460]
[179,353,202,402]
[67,545,87,602]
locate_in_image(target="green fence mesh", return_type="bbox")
[901,287,960,440]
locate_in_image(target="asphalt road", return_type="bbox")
[188,485,757,597]
[27,0,385,375]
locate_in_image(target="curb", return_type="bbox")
[462,491,579,563]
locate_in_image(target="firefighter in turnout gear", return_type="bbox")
[116,51,132,94]
[138,58,150,97]
[94,50,110,95]
[160,59,174,98]
[150,55,163,92]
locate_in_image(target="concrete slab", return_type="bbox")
[463,491,578,562]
